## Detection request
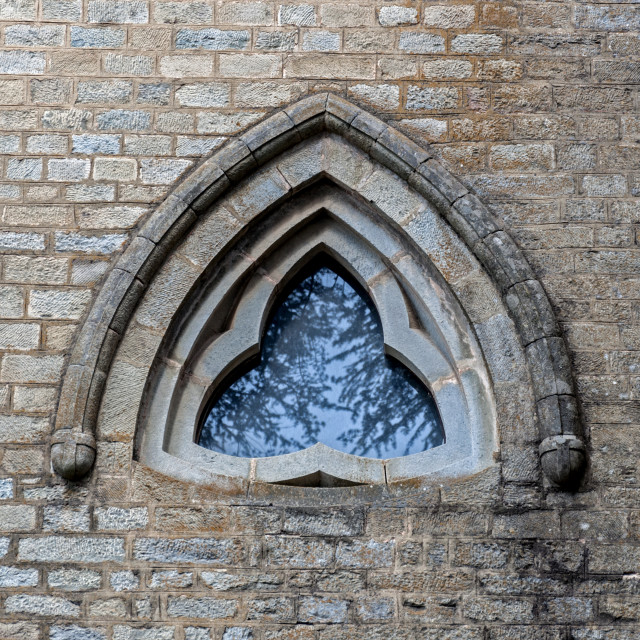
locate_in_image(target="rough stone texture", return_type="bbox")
[0,2,637,639]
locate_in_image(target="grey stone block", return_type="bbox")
[167,596,238,619]
[18,536,125,562]
[71,26,125,48]
[110,571,140,592]
[5,595,80,618]
[5,24,65,46]
[137,83,171,105]
[96,110,151,131]
[88,0,148,23]
[298,596,348,623]
[175,28,250,50]
[42,0,81,19]
[0,566,38,588]
[133,537,248,564]
[77,80,132,104]
[48,569,101,591]
[72,134,121,155]
[51,627,107,640]
[7,158,42,181]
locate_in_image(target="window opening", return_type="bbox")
[199,263,444,459]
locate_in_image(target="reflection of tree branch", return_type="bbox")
[200,267,444,459]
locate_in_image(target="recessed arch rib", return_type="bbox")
[51,92,585,488]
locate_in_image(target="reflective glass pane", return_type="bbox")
[199,266,444,458]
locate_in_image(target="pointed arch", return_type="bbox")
[51,93,585,489]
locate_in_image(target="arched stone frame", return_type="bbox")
[50,93,586,490]
[141,183,496,486]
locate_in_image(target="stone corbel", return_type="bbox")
[51,429,96,481]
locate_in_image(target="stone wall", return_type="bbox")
[0,0,639,639]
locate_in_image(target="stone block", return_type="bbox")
[43,505,91,532]
[88,0,148,22]
[424,4,475,27]
[283,508,364,536]
[159,54,213,76]
[77,80,132,104]
[336,540,394,568]
[48,569,102,591]
[0,354,64,384]
[265,536,334,568]
[0,0,36,19]
[463,597,534,623]
[378,5,417,26]
[48,158,90,181]
[96,110,151,131]
[302,30,340,52]
[150,570,193,589]
[0,109,38,130]
[217,1,272,25]
[247,597,295,622]
[0,81,24,106]
[348,83,399,110]
[110,571,140,591]
[0,478,13,500]
[399,32,445,54]
[219,53,282,76]
[298,596,348,623]
[255,30,297,51]
[7,158,42,181]
[112,628,174,640]
[137,83,171,104]
[5,595,80,618]
[176,82,230,107]
[71,26,125,47]
[140,158,192,184]
[28,288,92,319]
[167,596,238,619]
[93,157,137,181]
[19,536,125,563]
[51,627,107,640]
[154,1,211,23]
[42,109,92,131]
[0,323,40,350]
[5,24,65,46]
[104,54,153,76]
[406,86,458,110]
[133,537,248,565]
[96,506,149,530]
[42,0,81,19]
[279,4,315,26]
[175,28,250,50]
[451,34,503,54]
[0,566,38,588]
[27,134,68,154]
[320,3,373,27]
[285,54,375,79]
[72,134,121,155]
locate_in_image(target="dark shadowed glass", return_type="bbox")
[199,266,444,458]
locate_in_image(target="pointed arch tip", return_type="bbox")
[51,93,586,489]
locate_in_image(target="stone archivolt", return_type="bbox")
[50,93,586,490]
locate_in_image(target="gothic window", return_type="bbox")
[52,94,585,491]
[136,183,496,487]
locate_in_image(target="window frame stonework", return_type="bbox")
[138,182,496,486]
[50,94,586,492]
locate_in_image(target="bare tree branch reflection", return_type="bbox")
[199,266,444,458]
